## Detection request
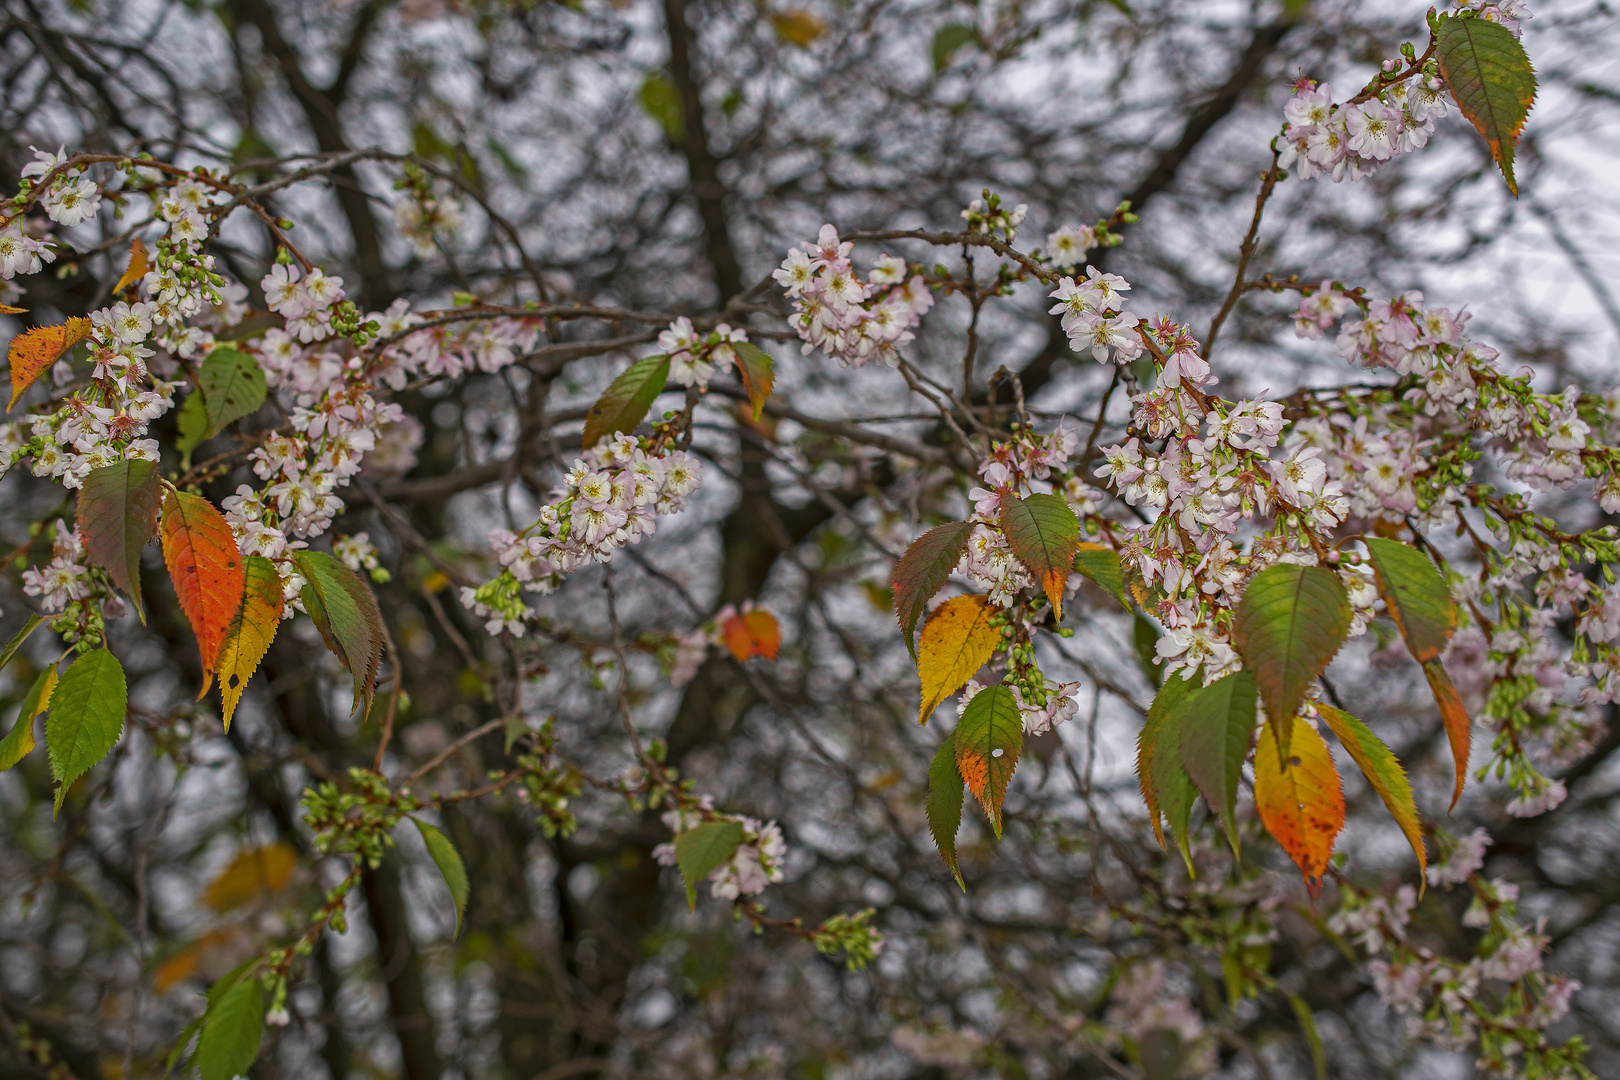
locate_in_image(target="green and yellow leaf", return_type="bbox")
[1316,704,1427,885]
[1363,537,1454,663]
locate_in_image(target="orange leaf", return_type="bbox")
[204,842,298,912]
[152,929,237,993]
[160,489,246,680]
[722,609,780,661]
[152,941,203,993]
[0,304,25,315]
[1254,715,1345,899]
[916,594,1000,722]
[1424,659,1472,810]
[7,317,92,411]
[114,237,149,295]
[209,555,284,728]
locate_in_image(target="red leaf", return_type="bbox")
[8,317,92,411]
[77,459,162,617]
[722,609,780,661]
[891,521,974,659]
[1424,659,1472,810]
[160,489,247,681]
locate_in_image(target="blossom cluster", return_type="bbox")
[652,796,787,902]
[1048,267,1146,367]
[1077,304,1359,688]
[1277,4,1531,185]
[775,225,934,368]
[653,316,750,388]
[7,170,245,496]
[392,163,466,258]
[20,519,90,614]
[1334,855,1582,1077]
[1283,284,1611,814]
[460,434,702,635]
[1104,960,1219,1077]
[1277,75,1448,184]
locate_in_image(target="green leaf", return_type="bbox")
[412,818,470,937]
[1176,671,1260,855]
[175,390,209,466]
[1436,13,1537,197]
[45,648,126,815]
[730,341,775,420]
[932,23,979,71]
[674,819,746,909]
[1316,705,1427,886]
[164,1012,206,1078]
[582,355,670,448]
[196,971,265,1080]
[0,665,55,771]
[294,551,384,718]
[0,613,43,675]
[195,345,268,437]
[638,74,686,143]
[1287,993,1327,1080]
[1136,673,1198,872]
[1230,563,1350,742]
[999,492,1080,619]
[77,458,162,616]
[954,682,1022,839]
[892,521,974,660]
[1363,537,1454,663]
[926,732,966,889]
[1073,542,1128,608]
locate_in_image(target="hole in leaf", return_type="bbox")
[991,748,1003,758]
[228,674,241,688]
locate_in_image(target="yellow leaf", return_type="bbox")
[0,304,26,315]
[1254,715,1344,899]
[916,594,1000,723]
[7,317,92,411]
[114,237,149,295]
[203,842,298,913]
[771,9,825,46]
[208,555,284,730]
